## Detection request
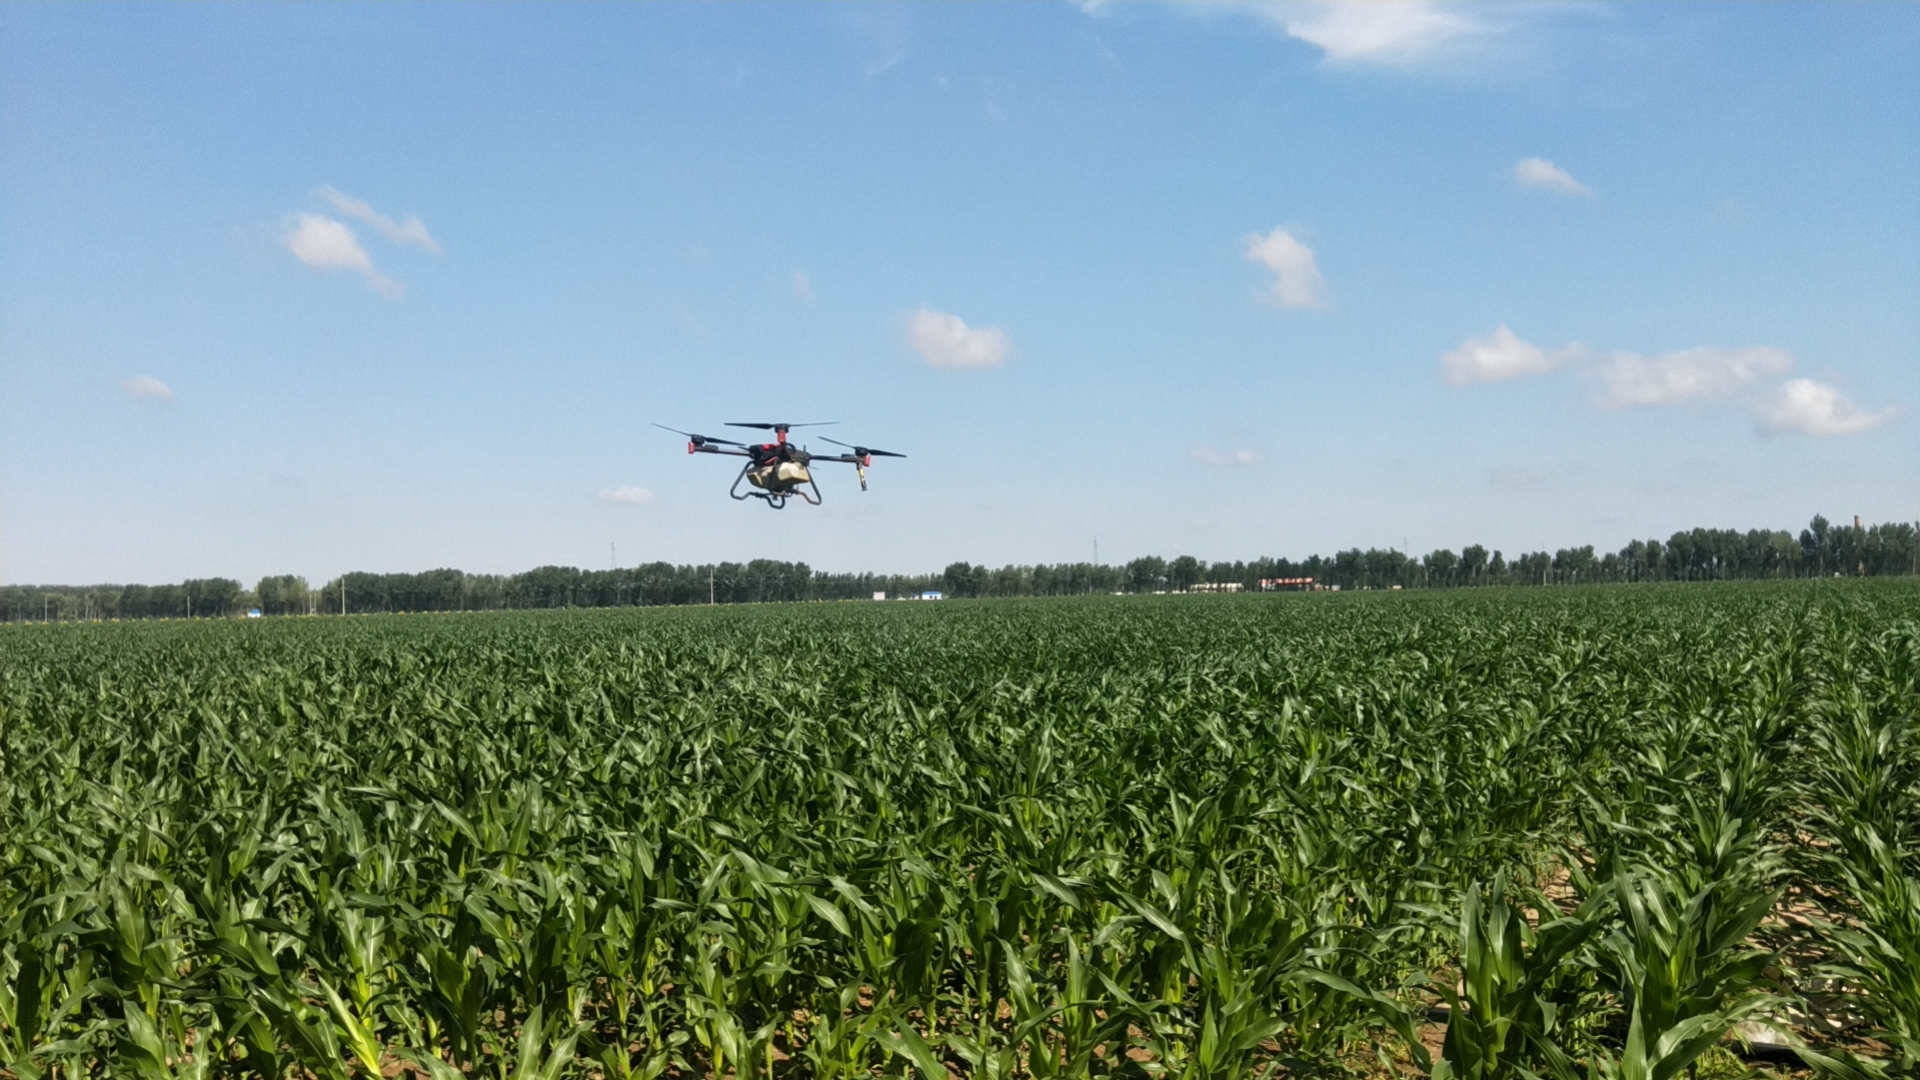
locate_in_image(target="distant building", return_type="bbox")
[1188,582,1242,593]
[919,591,944,600]
[872,591,887,601]
[1259,577,1315,591]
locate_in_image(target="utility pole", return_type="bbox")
[611,540,617,571]
[708,565,715,606]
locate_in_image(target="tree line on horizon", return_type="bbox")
[1,514,1913,621]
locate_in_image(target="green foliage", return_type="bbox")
[8,513,1915,621]
[0,581,1913,1078]
[1433,877,1607,1080]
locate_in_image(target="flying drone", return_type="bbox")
[654,422,904,509]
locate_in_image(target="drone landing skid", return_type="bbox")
[739,489,821,510]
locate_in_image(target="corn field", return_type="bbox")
[1,583,1915,1080]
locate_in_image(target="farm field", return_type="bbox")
[0,583,1915,1080]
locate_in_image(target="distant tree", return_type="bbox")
[1804,515,1831,576]
[1553,546,1597,584]
[1514,552,1551,586]
[1864,521,1919,576]
[1762,531,1801,579]
[986,565,1032,597]
[1600,551,1623,582]
[256,574,309,615]
[18,509,1920,623]
[943,562,987,598]
[1360,548,1412,589]
[1168,556,1203,592]
[1460,544,1488,584]
[1126,556,1167,593]
[181,578,242,617]
[1206,559,1246,586]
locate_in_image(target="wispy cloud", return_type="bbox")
[1485,463,1591,491]
[1244,227,1324,309]
[1272,1,1478,65]
[1444,328,1891,437]
[905,307,1012,370]
[1104,2,1526,71]
[320,187,440,252]
[1446,327,1797,410]
[1190,447,1262,466]
[1590,346,1792,409]
[597,486,657,506]
[1486,465,1549,491]
[845,6,910,76]
[119,375,174,404]
[1514,157,1593,196]
[283,214,402,297]
[1442,325,1569,386]
[792,270,813,301]
[1755,378,1894,436]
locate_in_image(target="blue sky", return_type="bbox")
[2,2,1915,584]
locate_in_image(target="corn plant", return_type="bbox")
[0,581,1911,1077]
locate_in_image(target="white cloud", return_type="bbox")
[905,307,1012,370]
[792,270,813,301]
[597,486,657,506]
[283,214,402,297]
[1755,378,1893,436]
[1277,1,1477,64]
[1444,327,1888,435]
[284,214,370,273]
[1591,346,1793,409]
[1190,447,1262,466]
[1244,227,1324,309]
[319,187,440,252]
[1442,325,1568,386]
[119,375,174,404]
[1514,157,1593,196]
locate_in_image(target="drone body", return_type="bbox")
[654,422,904,509]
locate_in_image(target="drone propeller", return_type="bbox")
[652,423,746,447]
[726,421,837,432]
[822,437,906,459]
